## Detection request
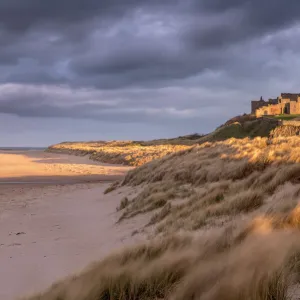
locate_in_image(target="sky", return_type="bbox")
[1,1,300,146]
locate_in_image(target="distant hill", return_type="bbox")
[46,114,287,166]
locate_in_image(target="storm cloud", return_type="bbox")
[1,0,300,145]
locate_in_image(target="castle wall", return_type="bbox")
[255,104,282,117]
[280,98,291,104]
[289,102,300,114]
[253,94,300,116]
[256,106,269,117]
[289,102,297,114]
[251,100,267,114]
[269,104,282,115]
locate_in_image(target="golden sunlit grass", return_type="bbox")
[46,116,278,166]
[270,125,300,138]
[120,137,300,235]
[47,140,191,166]
[28,136,300,300]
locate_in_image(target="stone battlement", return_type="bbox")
[252,93,300,117]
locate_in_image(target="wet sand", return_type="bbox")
[0,151,145,300]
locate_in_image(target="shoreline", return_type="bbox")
[0,174,123,185]
[0,150,146,300]
[0,149,132,180]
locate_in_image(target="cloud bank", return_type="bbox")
[1,0,300,145]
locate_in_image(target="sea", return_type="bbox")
[0,147,45,151]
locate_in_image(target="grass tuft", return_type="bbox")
[117,197,130,211]
[104,181,120,194]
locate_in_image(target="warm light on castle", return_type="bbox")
[251,93,300,117]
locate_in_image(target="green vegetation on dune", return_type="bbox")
[136,133,204,145]
[197,118,277,143]
[272,114,300,120]
[211,122,249,139]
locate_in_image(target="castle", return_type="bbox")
[252,93,300,117]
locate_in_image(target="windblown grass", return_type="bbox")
[46,115,277,166]
[28,136,300,300]
[47,140,191,166]
[24,209,300,300]
[121,137,300,234]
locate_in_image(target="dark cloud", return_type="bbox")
[1,0,300,87]
[1,0,300,145]
[187,1,300,50]
[0,0,126,32]
[0,0,178,33]
[0,84,230,123]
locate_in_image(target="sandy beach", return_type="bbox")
[0,150,145,300]
[0,150,133,183]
